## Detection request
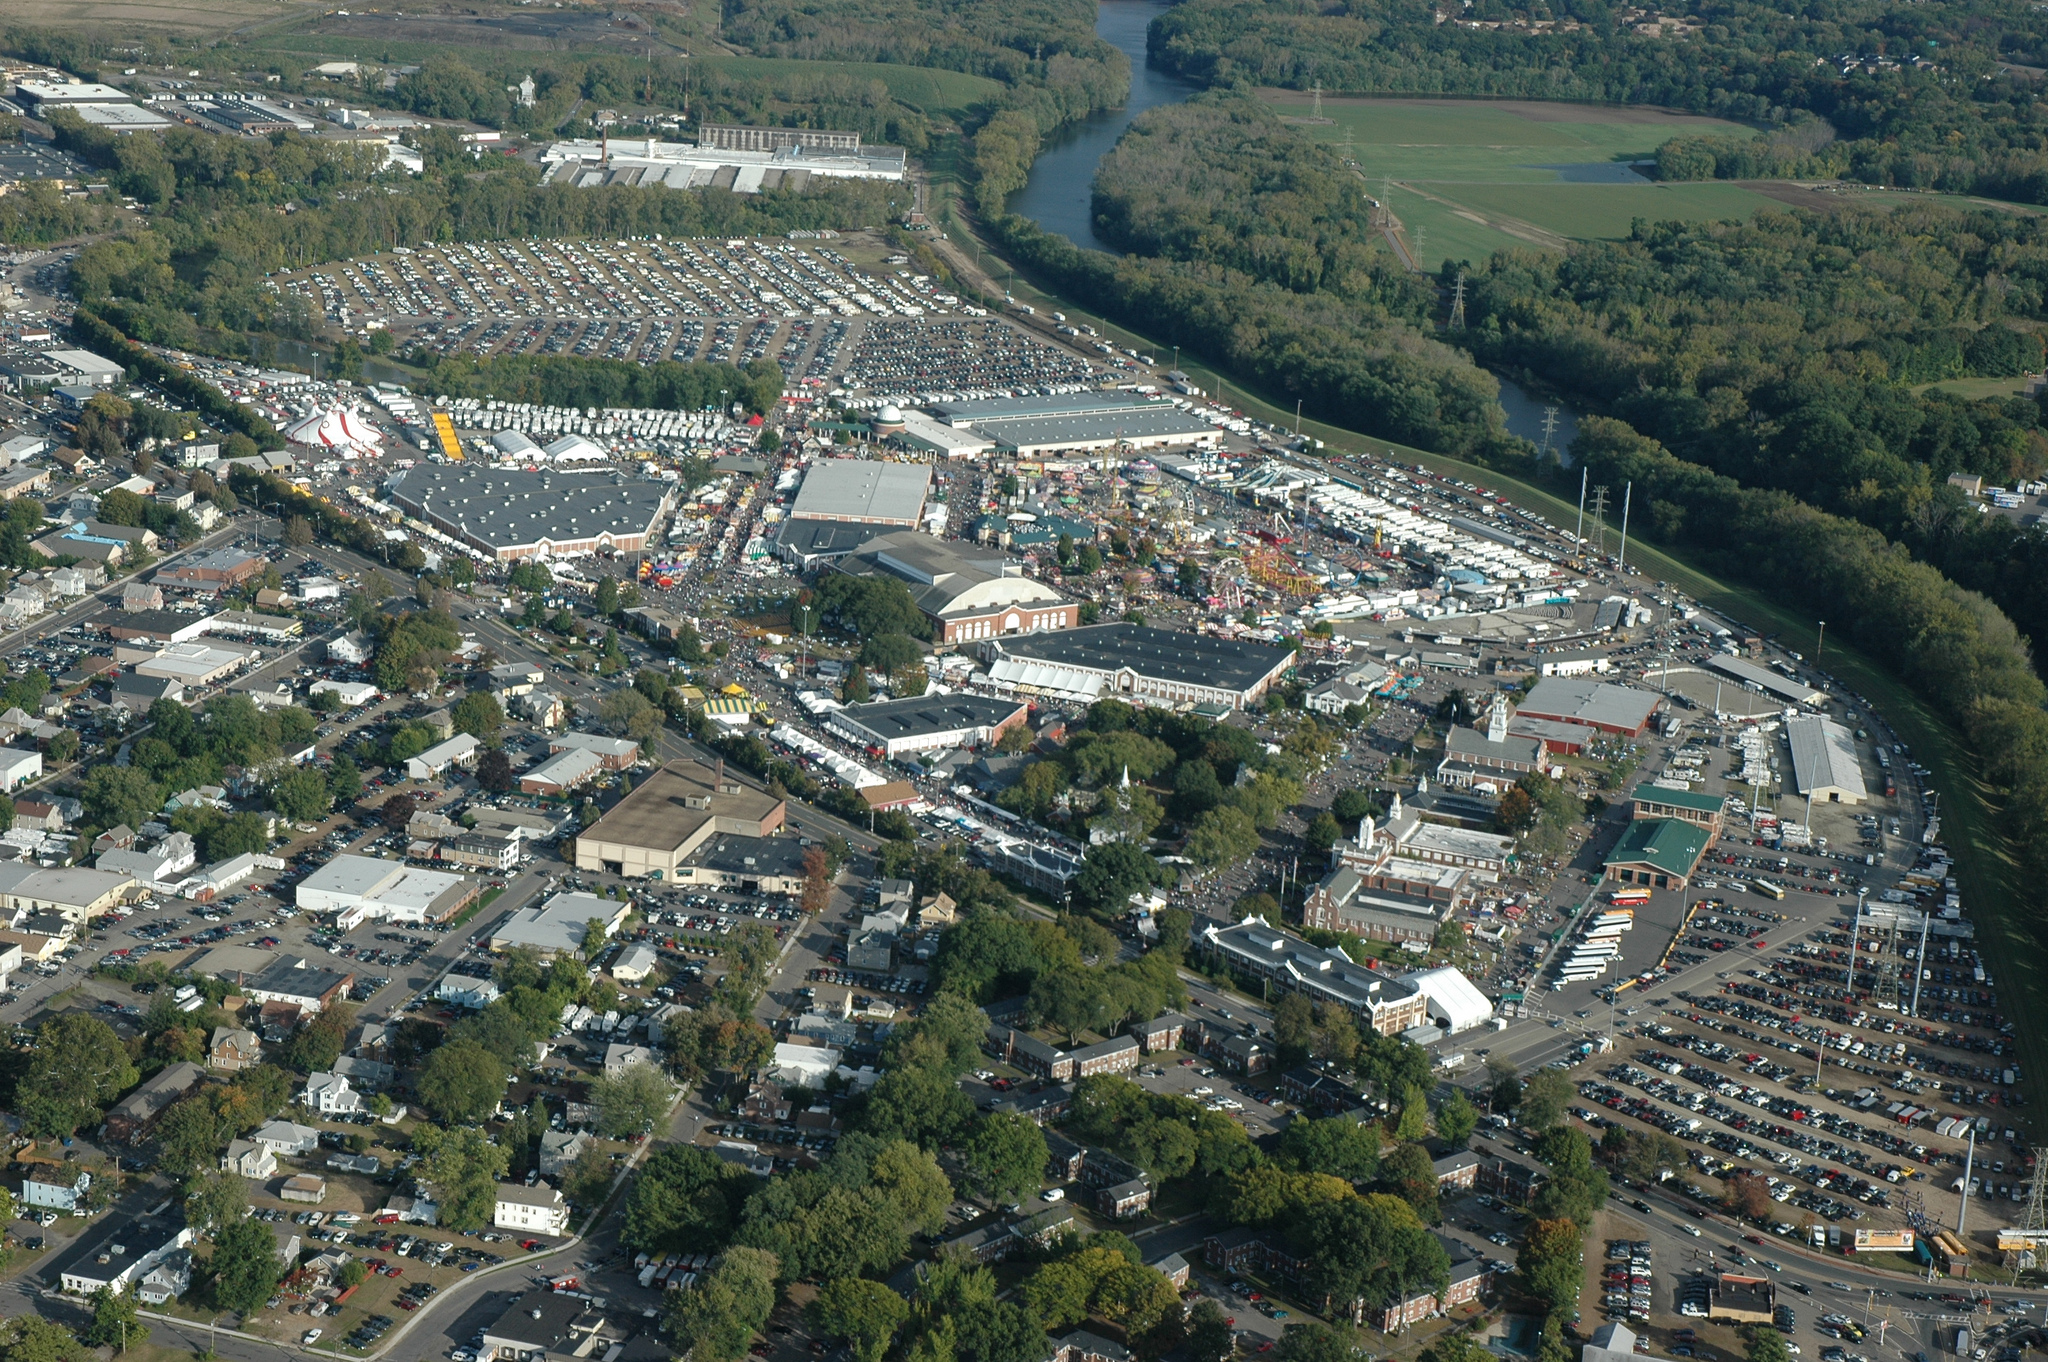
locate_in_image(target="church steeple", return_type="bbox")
[1486,692,1510,744]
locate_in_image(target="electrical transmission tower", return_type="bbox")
[1872,915,1903,1012]
[1589,484,1611,555]
[1311,81,1324,121]
[2023,1157,2048,1235]
[1540,405,1560,461]
[1448,271,1467,329]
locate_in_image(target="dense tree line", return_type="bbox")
[1092,96,1431,312]
[722,0,1128,132]
[991,207,1515,457]
[1143,0,2048,205]
[1458,207,2048,652]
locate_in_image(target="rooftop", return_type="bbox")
[387,465,670,554]
[1517,677,1661,732]
[1603,817,1711,879]
[1633,782,1725,814]
[1787,713,1868,800]
[993,624,1294,696]
[930,392,1167,426]
[832,694,1027,744]
[579,760,784,856]
[973,407,1218,451]
[789,460,931,525]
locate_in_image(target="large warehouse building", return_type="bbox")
[834,532,1075,644]
[1787,713,1868,804]
[981,624,1295,711]
[387,465,673,562]
[296,854,477,927]
[1515,677,1661,738]
[826,694,1029,759]
[789,460,931,527]
[927,392,1219,457]
[574,760,787,879]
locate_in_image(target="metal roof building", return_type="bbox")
[983,624,1294,711]
[1516,677,1661,737]
[1787,713,1868,805]
[931,392,1164,427]
[1601,817,1711,889]
[825,694,1029,759]
[972,407,1220,457]
[1708,655,1823,707]
[789,460,931,526]
[386,465,672,562]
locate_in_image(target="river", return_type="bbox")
[1007,0,1200,254]
[1007,1,1581,456]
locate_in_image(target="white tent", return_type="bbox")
[284,406,383,456]
[1399,965,1494,1034]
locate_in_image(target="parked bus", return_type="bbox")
[1753,881,1787,900]
[1608,889,1651,907]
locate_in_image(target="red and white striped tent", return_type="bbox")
[284,406,383,459]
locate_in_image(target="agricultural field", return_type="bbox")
[4,0,319,38]
[1262,93,1785,267]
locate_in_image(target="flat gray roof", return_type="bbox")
[789,460,930,525]
[388,465,670,553]
[1517,677,1660,734]
[931,392,1161,426]
[975,408,1216,452]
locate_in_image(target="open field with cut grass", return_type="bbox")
[5,0,315,36]
[1261,92,1786,267]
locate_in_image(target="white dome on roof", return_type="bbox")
[877,404,903,424]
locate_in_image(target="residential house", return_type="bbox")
[493,1183,570,1236]
[538,1130,588,1177]
[302,1070,363,1115]
[208,1027,262,1072]
[252,1118,321,1157]
[602,1043,657,1076]
[102,1061,206,1144]
[220,1140,278,1179]
[23,1167,92,1214]
[135,1248,193,1306]
[1097,1177,1152,1218]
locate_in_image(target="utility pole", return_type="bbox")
[1959,1126,1977,1236]
[1816,619,1826,670]
[1575,467,1589,545]
[1617,481,1632,571]
[1908,906,1932,1018]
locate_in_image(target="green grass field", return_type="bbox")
[1262,94,1780,267]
